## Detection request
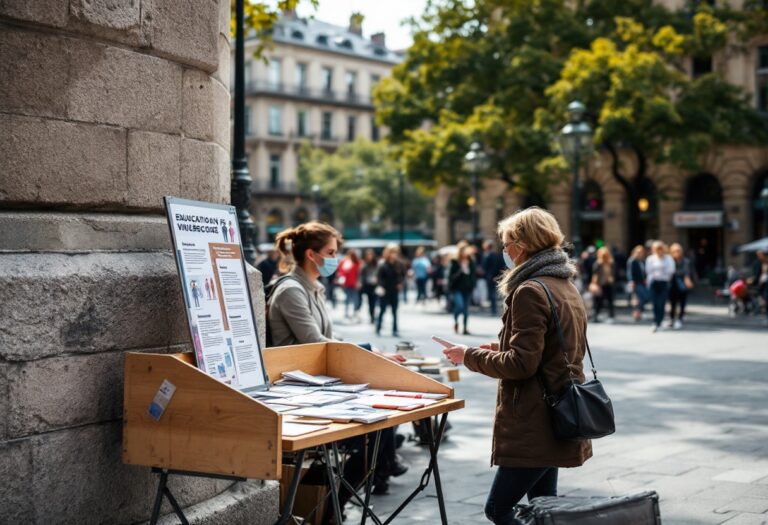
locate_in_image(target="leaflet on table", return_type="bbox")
[290,403,394,424]
[164,197,268,393]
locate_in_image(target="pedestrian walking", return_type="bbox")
[359,249,379,324]
[337,249,361,321]
[448,244,477,335]
[646,241,676,332]
[668,243,694,329]
[481,240,506,316]
[442,207,591,524]
[431,254,446,304]
[590,247,615,323]
[376,243,406,337]
[749,250,768,325]
[626,245,649,321]
[412,246,432,304]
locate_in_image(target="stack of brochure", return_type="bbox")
[276,370,342,387]
[290,402,394,424]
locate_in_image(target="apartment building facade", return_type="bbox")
[240,12,400,243]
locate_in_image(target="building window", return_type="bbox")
[244,60,252,89]
[345,71,357,99]
[370,74,380,89]
[692,55,712,78]
[268,59,281,89]
[321,112,333,140]
[268,106,282,135]
[296,63,308,93]
[758,46,768,112]
[244,106,252,136]
[347,115,356,141]
[371,116,380,142]
[297,110,309,137]
[321,67,333,94]
[269,154,281,189]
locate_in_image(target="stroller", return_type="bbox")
[725,279,760,317]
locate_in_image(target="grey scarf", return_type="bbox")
[501,247,576,297]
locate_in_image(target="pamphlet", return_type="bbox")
[282,421,329,437]
[281,370,341,386]
[290,403,394,424]
[164,197,268,394]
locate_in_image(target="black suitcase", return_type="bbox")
[515,490,661,525]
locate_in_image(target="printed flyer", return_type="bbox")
[164,196,268,393]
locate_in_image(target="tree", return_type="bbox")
[232,0,318,59]
[297,139,432,232]
[375,0,768,247]
[539,10,768,246]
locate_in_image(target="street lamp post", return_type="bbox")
[230,0,257,264]
[761,180,768,237]
[557,101,594,258]
[311,183,321,220]
[464,142,488,246]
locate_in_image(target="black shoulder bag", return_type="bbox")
[529,279,615,441]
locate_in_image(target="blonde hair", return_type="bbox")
[383,243,400,260]
[274,221,343,273]
[597,246,613,265]
[497,207,565,294]
[630,245,645,259]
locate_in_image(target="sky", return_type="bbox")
[295,0,429,50]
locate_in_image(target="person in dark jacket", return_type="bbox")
[668,242,694,329]
[448,244,477,335]
[482,240,506,315]
[376,243,406,337]
[626,245,649,321]
[443,207,592,525]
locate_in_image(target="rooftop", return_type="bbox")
[248,12,403,65]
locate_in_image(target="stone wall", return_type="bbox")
[0,1,276,523]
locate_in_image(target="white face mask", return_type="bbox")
[503,249,515,270]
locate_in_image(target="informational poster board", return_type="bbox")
[163,196,268,393]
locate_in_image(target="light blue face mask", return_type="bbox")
[503,250,515,270]
[314,253,339,277]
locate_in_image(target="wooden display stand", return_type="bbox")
[123,342,463,524]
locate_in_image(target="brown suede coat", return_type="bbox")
[464,275,593,468]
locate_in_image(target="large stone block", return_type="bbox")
[179,139,230,204]
[26,422,233,524]
[182,69,230,151]
[142,0,218,72]
[0,114,127,207]
[0,363,7,441]
[7,351,123,438]
[68,42,182,133]
[0,212,172,252]
[0,28,69,118]
[68,0,144,46]
[0,439,33,523]
[127,130,182,209]
[0,0,67,27]
[218,0,231,42]
[214,33,231,88]
[0,252,188,361]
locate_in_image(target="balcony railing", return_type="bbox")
[244,81,374,108]
[251,180,300,193]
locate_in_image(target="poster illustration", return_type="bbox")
[164,196,268,393]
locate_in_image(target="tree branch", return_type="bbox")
[603,142,631,193]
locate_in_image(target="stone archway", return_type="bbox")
[751,169,768,239]
[681,173,725,281]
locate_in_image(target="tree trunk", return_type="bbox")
[604,142,645,251]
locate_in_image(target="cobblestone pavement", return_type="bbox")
[331,295,768,525]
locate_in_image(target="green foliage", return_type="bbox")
[231,0,318,59]
[297,139,432,228]
[375,0,768,202]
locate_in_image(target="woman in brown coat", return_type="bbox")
[443,207,592,524]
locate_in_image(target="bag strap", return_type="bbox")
[528,278,597,381]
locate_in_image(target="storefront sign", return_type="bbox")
[164,196,268,394]
[673,211,723,228]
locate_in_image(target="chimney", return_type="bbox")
[349,13,363,35]
[371,32,386,48]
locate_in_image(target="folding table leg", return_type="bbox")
[427,414,449,525]
[274,449,306,525]
[149,470,168,525]
[361,430,382,525]
[322,444,344,525]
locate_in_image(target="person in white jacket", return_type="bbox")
[645,241,676,331]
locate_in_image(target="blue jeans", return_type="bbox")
[452,290,470,328]
[650,281,669,327]
[487,278,499,315]
[485,466,558,524]
[343,287,359,317]
[633,283,649,312]
[415,277,428,302]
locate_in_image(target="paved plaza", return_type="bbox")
[332,296,768,524]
